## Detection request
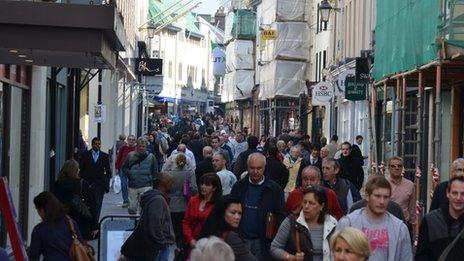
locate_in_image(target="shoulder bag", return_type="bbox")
[66,216,95,261]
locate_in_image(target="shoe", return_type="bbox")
[121,203,129,208]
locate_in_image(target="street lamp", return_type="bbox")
[319,0,332,23]
[147,22,156,39]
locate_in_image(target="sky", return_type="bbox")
[194,0,223,15]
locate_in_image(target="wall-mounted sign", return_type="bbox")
[312,82,334,105]
[94,104,106,123]
[345,76,366,101]
[337,69,355,92]
[355,57,369,84]
[135,58,163,76]
[261,29,277,40]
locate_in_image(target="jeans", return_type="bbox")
[157,248,170,261]
[119,170,129,203]
[128,186,152,214]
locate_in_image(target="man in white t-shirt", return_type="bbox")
[212,152,237,195]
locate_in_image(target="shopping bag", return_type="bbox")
[113,175,121,194]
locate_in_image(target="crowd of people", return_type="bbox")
[25,113,464,261]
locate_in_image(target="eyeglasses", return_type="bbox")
[389,164,403,168]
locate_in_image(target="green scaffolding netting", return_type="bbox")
[374,0,441,80]
[148,0,202,36]
[231,9,256,39]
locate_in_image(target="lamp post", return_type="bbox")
[319,0,340,23]
[147,22,156,39]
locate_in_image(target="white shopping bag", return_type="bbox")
[113,175,121,194]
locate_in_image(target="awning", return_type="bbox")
[0,1,126,69]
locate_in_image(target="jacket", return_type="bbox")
[51,179,95,240]
[122,152,158,189]
[286,187,343,220]
[115,145,136,170]
[182,195,215,243]
[230,176,285,260]
[323,178,361,214]
[265,156,289,190]
[79,149,112,191]
[224,231,257,261]
[337,208,413,261]
[195,157,214,186]
[271,213,337,261]
[416,202,464,261]
[338,154,364,190]
[121,189,175,261]
[167,166,197,213]
[429,181,449,211]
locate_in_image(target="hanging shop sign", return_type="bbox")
[337,69,356,92]
[355,57,370,84]
[212,45,226,76]
[135,58,163,76]
[345,76,366,101]
[312,82,334,106]
[261,29,277,40]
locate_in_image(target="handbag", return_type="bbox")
[265,212,278,239]
[66,216,95,261]
[183,171,193,199]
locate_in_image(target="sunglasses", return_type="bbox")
[390,164,403,168]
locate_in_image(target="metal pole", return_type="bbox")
[382,82,387,162]
[417,71,423,169]
[395,78,401,156]
[434,64,442,169]
[368,84,377,170]
[97,70,102,139]
[401,76,407,158]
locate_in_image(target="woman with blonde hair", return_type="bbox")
[331,227,371,261]
[167,153,197,259]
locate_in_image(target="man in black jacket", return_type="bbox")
[233,135,262,178]
[338,142,364,190]
[230,153,285,260]
[416,176,464,260]
[79,137,111,226]
[195,146,214,186]
[430,158,464,211]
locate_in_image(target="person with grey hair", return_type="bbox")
[230,152,285,260]
[430,158,464,211]
[162,144,195,172]
[122,137,159,214]
[190,236,235,261]
[195,146,215,186]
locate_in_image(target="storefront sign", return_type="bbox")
[312,82,334,105]
[337,69,355,92]
[355,57,369,84]
[261,29,277,40]
[345,76,366,101]
[135,58,163,76]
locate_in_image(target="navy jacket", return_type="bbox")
[230,176,285,260]
[79,149,112,192]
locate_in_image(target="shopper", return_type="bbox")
[271,187,338,261]
[331,227,371,261]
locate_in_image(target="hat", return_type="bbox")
[285,189,303,214]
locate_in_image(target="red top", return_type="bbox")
[286,187,344,220]
[115,145,136,170]
[182,195,215,243]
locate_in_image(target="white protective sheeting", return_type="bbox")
[260,0,308,25]
[223,70,254,102]
[226,40,255,72]
[261,22,310,61]
[259,60,307,100]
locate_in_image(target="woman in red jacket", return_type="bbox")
[182,172,222,249]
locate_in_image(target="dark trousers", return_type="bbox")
[171,212,185,261]
[90,184,106,227]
